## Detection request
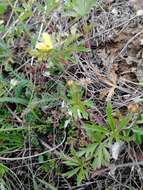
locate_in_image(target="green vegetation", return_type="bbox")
[0,0,143,189]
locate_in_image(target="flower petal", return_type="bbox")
[36,42,52,51]
[42,33,53,48]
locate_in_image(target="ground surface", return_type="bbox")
[0,0,143,189]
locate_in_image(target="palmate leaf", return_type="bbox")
[62,149,88,184]
[93,147,102,169]
[62,152,79,167]
[64,166,87,185]
[78,143,98,158]
[74,0,97,16]
[62,148,82,167]
[63,0,96,17]
[102,145,110,164]
[82,123,108,142]
[92,144,110,169]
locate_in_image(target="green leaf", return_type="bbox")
[77,167,86,185]
[106,102,116,130]
[132,126,143,144]
[92,144,110,169]
[0,163,8,178]
[0,3,7,14]
[93,146,102,169]
[19,10,33,21]
[84,99,94,108]
[134,133,143,144]
[78,150,86,157]
[64,167,80,178]
[74,0,96,16]
[85,143,97,158]
[45,0,59,14]
[83,124,108,133]
[132,126,143,135]
[0,41,10,60]
[79,143,98,158]
[81,110,89,120]
[0,97,28,105]
[64,34,81,47]
[102,146,110,164]
[119,115,131,129]
[63,160,78,166]
[71,148,82,163]
[63,0,96,17]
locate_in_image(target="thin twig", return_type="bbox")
[0,131,66,161]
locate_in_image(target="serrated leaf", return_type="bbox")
[85,143,98,158]
[79,143,98,158]
[93,147,102,169]
[92,144,110,169]
[74,0,96,17]
[102,146,110,162]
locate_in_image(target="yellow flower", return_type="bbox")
[36,33,53,52]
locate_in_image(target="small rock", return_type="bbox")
[111,142,125,160]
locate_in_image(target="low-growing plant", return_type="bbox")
[63,148,89,185]
[1,0,143,189]
[62,102,143,184]
[30,32,88,74]
[0,163,23,189]
[65,82,93,120]
[63,0,97,17]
